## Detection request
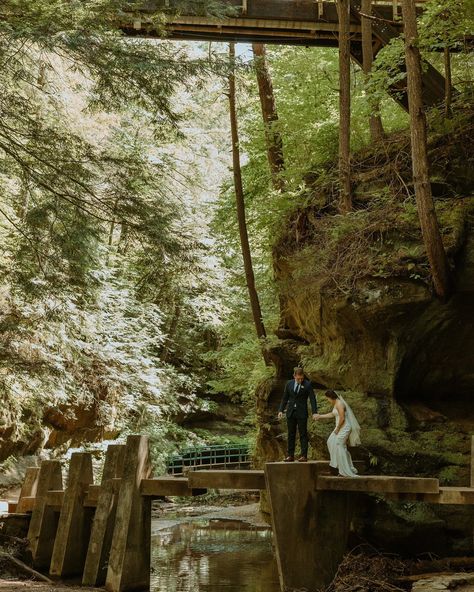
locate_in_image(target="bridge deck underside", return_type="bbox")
[122,0,406,45]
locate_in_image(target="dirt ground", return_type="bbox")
[0,583,101,592]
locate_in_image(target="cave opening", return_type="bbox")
[394,294,474,425]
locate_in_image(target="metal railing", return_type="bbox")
[167,444,251,475]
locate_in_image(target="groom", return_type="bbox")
[278,367,318,462]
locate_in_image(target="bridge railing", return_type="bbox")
[167,443,250,475]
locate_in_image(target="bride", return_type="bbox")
[315,390,360,477]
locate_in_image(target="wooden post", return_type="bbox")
[105,435,153,592]
[82,445,126,586]
[17,467,40,513]
[27,461,63,570]
[392,0,398,20]
[49,453,94,577]
[265,462,353,591]
[471,436,474,488]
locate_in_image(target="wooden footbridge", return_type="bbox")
[3,435,474,592]
[118,0,469,110]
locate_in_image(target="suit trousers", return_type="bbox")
[287,415,308,457]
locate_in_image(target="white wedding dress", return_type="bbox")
[327,398,360,478]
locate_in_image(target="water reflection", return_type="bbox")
[151,519,280,592]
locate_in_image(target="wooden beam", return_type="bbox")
[317,475,439,494]
[17,496,36,513]
[83,484,101,508]
[188,469,266,490]
[384,487,474,505]
[16,467,40,513]
[50,453,95,578]
[83,445,126,587]
[45,490,65,510]
[105,435,153,592]
[470,435,474,488]
[141,477,198,497]
[27,460,63,570]
[166,16,362,33]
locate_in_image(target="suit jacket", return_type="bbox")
[279,378,318,419]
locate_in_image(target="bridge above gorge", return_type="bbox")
[118,0,463,110]
[123,0,418,47]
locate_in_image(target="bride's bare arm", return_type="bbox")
[315,412,334,419]
[334,400,346,433]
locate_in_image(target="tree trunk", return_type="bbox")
[444,46,452,118]
[361,0,385,141]
[252,43,285,192]
[161,301,182,363]
[401,0,451,300]
[337,0,352,212]
[228,43,270,363]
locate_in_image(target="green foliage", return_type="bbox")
[0,1,232,460]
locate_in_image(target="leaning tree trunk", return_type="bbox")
[252,43,285,192]
[336,0,352,212]
[228,43,270,363]
[361,0,385,141]
[401,0,451,300]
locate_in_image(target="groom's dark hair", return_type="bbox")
[293,367,304,376]
[325,389,339,400]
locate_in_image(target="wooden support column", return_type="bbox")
[17,467,40,513]
[82,445,126,587]
[27,461,63,570]
[105,435,153,592]
[471,436,474,488]
[265,462,353,592]
[50,453,94,577]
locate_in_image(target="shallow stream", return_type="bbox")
[150,513,280,592]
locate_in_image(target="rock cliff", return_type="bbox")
[256,106,474,554]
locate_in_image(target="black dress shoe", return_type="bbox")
[284,456,295,462]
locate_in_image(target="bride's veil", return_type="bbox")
[338,394,361,447]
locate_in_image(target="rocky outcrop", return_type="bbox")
[256,109,474,553]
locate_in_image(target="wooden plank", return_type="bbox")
[471,435,474,488]
[188,469,266,490]
[163,25,340,42]
[385,487,474,505]
[317,475,439,494]
[16,467,40,513]
[45,490,65,510]
[105,435,153,592]
[166,16,362,33]
[83,445,126,587]
[84,484,101,507]
[50,453,94,577]
[15,496,35,513]
[437,487,474,505]
[27,460,63,570]
[141,477,193,497]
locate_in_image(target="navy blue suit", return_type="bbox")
[279,378,318,457]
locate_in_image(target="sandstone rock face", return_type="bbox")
[256,122,474,553]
